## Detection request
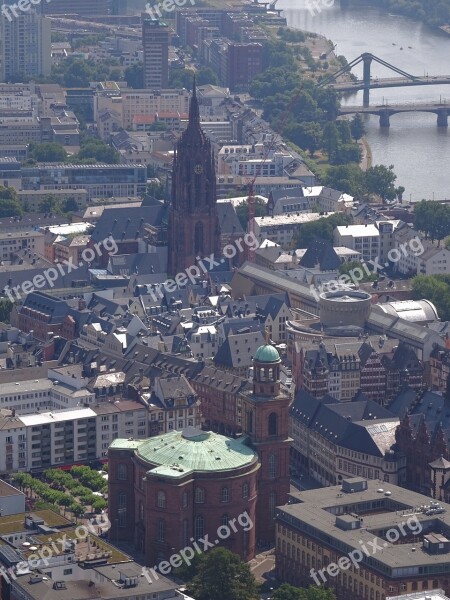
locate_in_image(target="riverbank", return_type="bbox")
[359,136,372,170]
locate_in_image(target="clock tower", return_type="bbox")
[168,79,220,275]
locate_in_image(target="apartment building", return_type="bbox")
[0,230,44,259]
[1,10,51,80]
[334,224,380,262]
[253,213,329,250]
[289,391,405,487]
[144,375,200,436]
[0,398,148,473]
[276,478,450,600]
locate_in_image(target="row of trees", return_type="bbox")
[414,200,450,245]
[27,136,120,165]
[12,468,107,516]
[366,0,450,27]
[323,163,402,201]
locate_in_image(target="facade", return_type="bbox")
[0,480,25,515]
[142,17,169,90]
[168,81,220,275]
[20,163,146,200]
[1,10,51,80]
[253,213,327,249]
[108,428,259,565]
[276,478,450,600]
[289,390,405,487]
[334,224,380,262]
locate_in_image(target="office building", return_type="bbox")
[142,17,169,90]
[1,10,51,80]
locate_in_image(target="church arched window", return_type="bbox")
[268,412,278,436]
[194,221,204,254]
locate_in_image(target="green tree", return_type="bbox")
[295,213,353,248]
[169,68,195,89]
[38,195,62,214]
[75,138,120,164]
[364,164,397,202]
[414,200,450,245]
[62,197,79,213]
[412,274,450,321]
[29,142,67,163]
[197,67,219,85]
[339,260,377,282]
[92,497,107,513]
[187,548,258,600]
[337,120,353,145]
[272,584,336,600]
[235,197,267,230]
[291,122,323,157]
[350,113,366,141]
[124,62,144,88]
[322,122,340,160]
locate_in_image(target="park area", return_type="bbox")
[11,465,108,523]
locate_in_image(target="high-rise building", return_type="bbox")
[0,9,51,81]
[167,80,220,275]
[40,0,112,16]
[142,16,169,89]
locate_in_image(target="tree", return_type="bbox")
[350,113,366,141]
[339,260,377,282]
[411,274,450,321]
[187,548,258,600]
[272,584,336,600]
[364,164,397,202]
[291,122,323,157]
[38,195,62,214]
[75,138,120,164]
[29,142,67,163]
[235,197,267,230]
[124,62,144,88]
[197,67,219,85]
[337,120,353,145]
[62,197,79,213]
[295,213,353,248]
[169,68,195,89]
[396,185,405,202]
[414,200,450,244]
[324,164,366,197]
[322,122,340,160]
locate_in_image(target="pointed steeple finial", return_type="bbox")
[189,75,200,126]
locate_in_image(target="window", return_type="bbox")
[63,568,72,576]
[194,515,204,539]
[268,412,277,436]
[269,454,278,479]
[118,492,127,527]
[181,491,188,508]
[195,487,205,504]
[139,501,144,521]
[221,514,229,527]
[117,463,127,480]
[183,519,189,546]
[221,487,230,503]
[242,482,249,499]
[157,491,166,508]
[269,491,276,519]
[157,519,165,542]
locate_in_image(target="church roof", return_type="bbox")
[254,344,280,363]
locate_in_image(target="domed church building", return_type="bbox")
[108,343,292,563]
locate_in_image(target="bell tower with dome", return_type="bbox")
[167,79,220,275]
[240,339,292,544]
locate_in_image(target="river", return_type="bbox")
[278,0,450,201]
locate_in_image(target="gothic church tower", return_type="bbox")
[168,80,220,275]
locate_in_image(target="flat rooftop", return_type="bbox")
[278,479,450,575]
[0,510,71,536]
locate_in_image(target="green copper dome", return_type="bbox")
[254,344,280,363]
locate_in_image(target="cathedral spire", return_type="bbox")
[189,75,200,126]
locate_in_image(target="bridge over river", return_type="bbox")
[318,53,450,106]
[339,102,450,127]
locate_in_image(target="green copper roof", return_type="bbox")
[254,344,280,363]
[111,427,257,474]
